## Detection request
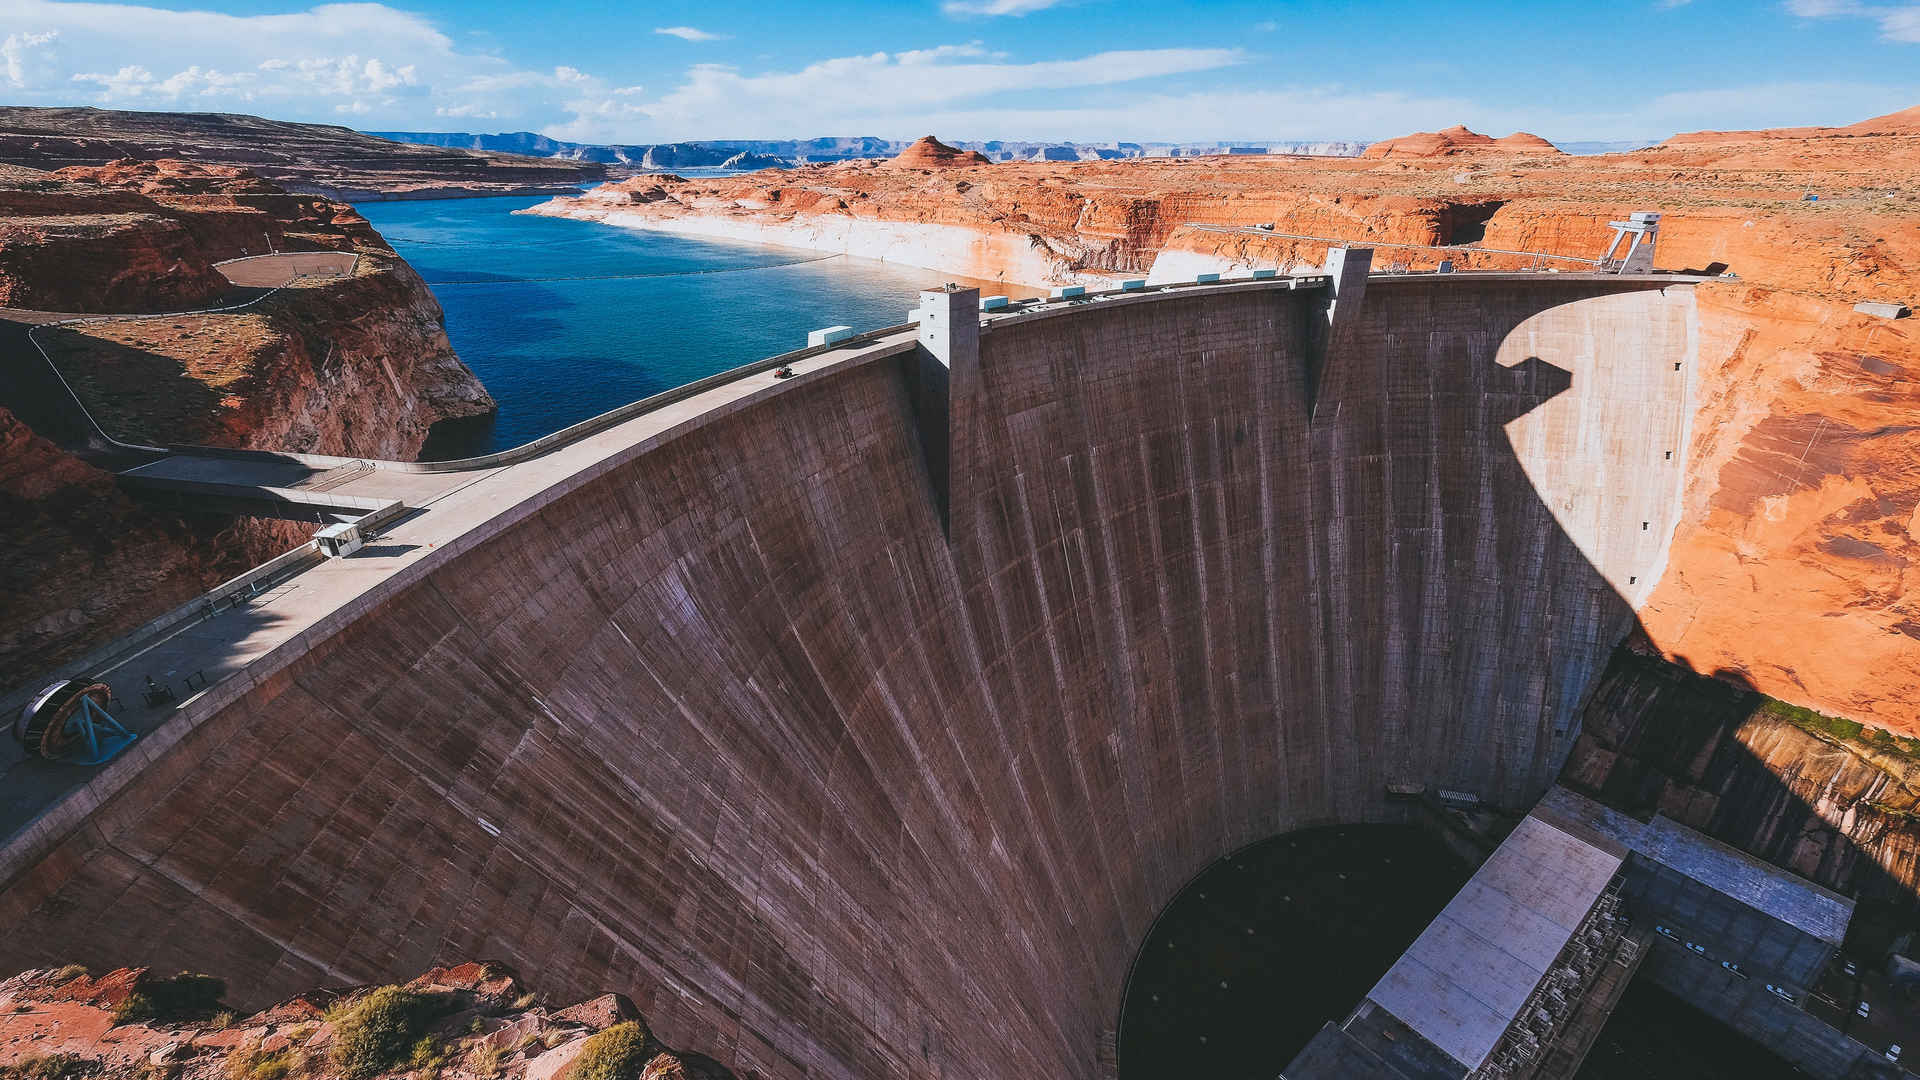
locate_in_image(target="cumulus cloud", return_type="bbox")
[1,0,1912,146]
[1785,0,1920,41]
[607,46,1244,138]
[653,26,729,41]
[3,30,62,88]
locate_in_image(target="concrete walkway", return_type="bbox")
[0,323,920,858]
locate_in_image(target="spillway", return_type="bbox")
[0,273,1698,1080]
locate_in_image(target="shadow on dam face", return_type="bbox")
[0,277,1702,1079]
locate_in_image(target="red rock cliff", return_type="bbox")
[0,159,495,690]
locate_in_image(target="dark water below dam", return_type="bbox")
[357,195,1028,454]
[1116,825,1470,1077]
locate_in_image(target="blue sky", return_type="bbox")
[2,0,1916,143]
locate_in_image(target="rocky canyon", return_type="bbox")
[0,156,494,690]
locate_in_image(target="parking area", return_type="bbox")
[1805,956,1914,1069]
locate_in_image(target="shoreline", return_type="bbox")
[294,183,592,203]
[519,197,1131,290]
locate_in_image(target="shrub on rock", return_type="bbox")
[327,986,444,1079]
[571,1020,653,1080]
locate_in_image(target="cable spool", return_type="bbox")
[13,679,134,764]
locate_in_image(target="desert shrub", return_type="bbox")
[468,1043,504,1078]
[208,1010,236,1031]
[111,994,155,1026]
[112,972,226,1025]
[225,1046,301,1080]
[0,1054,98,1080]
[327,987,445,1079]
[408,1036,448,1075]
[568,1021,652,1080]
[50,965,88,984]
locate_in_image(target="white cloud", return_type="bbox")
[0,0,1911,147]
[1254,20,1279,31]
[1784,0,1920,41]
[653,26,729,42]
[3,30,62,88]
[942,0,1073,15]
[595,45,1245,141]
[6,1,481,121]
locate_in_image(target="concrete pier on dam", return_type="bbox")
[0,266,1700,1080]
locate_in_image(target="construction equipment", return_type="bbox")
[13,678,137,765]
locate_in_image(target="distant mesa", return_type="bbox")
[720,150,792,171]
[890,135,993,169]
[1363,124,1562,159]
[1663,102,1920,145]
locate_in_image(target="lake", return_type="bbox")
[356,195,1022,456]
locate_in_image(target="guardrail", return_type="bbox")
[137,273,1347,479]
[153,319,926,475]
[0,491,406,725]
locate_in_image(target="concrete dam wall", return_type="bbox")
[0,276,1697,1080]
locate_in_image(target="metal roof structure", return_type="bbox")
[1637,815,1853,947]
[1363,811,1626,1071]
[1537,786,1854,948]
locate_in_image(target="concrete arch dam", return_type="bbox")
[0,273,1698,1079]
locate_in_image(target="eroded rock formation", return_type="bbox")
[0,107,603,200]
[1563,641,1920,909]
[1361,124,1562,158]
[0,962,733,1080]
[887,135,994,169]
[0,158,495,690]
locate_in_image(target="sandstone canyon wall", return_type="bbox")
[0,159,494,690]
[1563,641,1920,912]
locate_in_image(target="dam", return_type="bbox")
[0,263,1704,1079]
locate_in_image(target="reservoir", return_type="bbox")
[357,194,1027,455]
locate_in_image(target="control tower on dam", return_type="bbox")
[0,267,1699,1080]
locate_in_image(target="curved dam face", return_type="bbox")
[0,277,1695,1079]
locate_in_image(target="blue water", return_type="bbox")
[355,195,1014,456]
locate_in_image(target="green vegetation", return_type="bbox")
[49,966,88,984]
[408,1035,449,1077]
[1761,697,1920,762]
[468,1042,505,1078]
[569,1021,653,1080]
[111,972,226,1025]
[0,1055,97,1080]
[326,987,446,1080]
[224,1046,302,1080]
